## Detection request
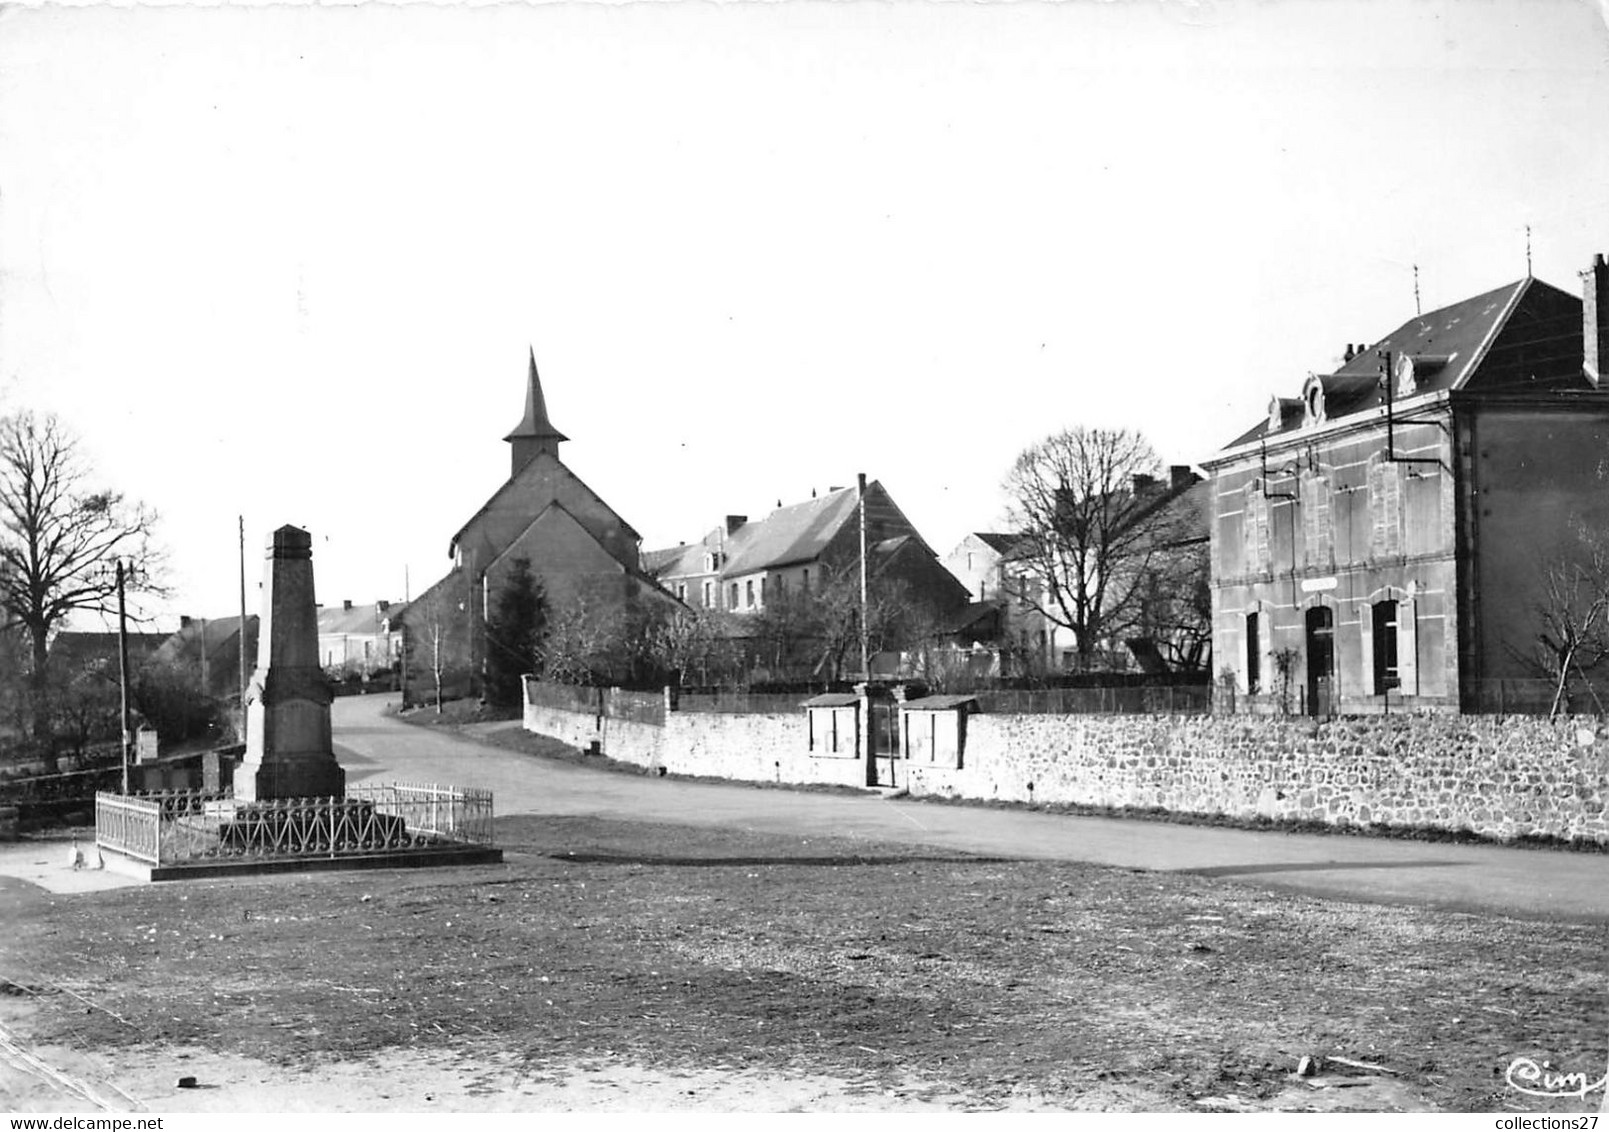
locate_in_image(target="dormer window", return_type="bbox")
[1393,353,1450,398]
[1302,377,1326,427]
[1395,352,1417,397]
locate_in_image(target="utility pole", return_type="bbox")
[238,516,249,740]
[115,560,131,794]
[399,564,409,708]
[858,472,870,681]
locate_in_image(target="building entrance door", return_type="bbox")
[1305,605,1335,717]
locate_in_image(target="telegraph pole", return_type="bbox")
[238,516,249,740]
[399,564,410,708]
[115,560,131,794]
[858,472,870,681]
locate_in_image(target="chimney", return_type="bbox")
[1170,465,1195,489]
[725,514,747,535]
[179,615,192,630]
[342,599,353,612]
[1343,344,1356,363]
[376,600,390,613]
[1132,473,1158,495]
[1584,252,1609,388]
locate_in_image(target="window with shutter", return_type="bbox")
[1370,460,1402,558]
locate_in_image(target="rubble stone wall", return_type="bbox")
[523,693,1609,843]
[907,713,1609,843]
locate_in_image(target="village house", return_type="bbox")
[941,532,1058,670]
[645,480,969,621]
[1204,252,1609,714]
[941,466,1209,675]
[316,599,406,677]
[400,352,670,704]
[149,615,260,702]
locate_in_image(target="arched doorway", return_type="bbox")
[1305,605,1335,717]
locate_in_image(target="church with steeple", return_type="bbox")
[400,352,668,704]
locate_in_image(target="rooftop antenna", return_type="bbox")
[1413,264,1422,316]
[1525,224,1533,277]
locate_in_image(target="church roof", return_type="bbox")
[503,348,568,444]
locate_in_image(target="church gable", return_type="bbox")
[491,501,628,587]
[452,449,641,573]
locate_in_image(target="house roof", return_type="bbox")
[152,615,258,667]
[641,545,691,577]
[972,532,1026,555]
[868,534,918,577]
[1227,276,1591,448]
[48,631,167,675]
[316,601,405,636]
[721,486,863,576]
[947,600,1004,634]
[1154,480,1212,546]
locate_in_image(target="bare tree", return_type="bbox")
[646,604,738,688]
[539,594,620,687]
[0,411,161,764]
[1525,522,1609,719]
[1001,426,1182,671]
[1131,536,1213,675]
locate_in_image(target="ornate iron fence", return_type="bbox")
[95,782,495,865]
[94,791,163,864]
[348,782,496,845]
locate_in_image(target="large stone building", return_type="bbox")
[401,354,667,704]
[645,480,969,620]
[1204,253,1609,714]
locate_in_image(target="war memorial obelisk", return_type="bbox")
[233,525,346,801]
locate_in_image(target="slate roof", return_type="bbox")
[1227,276,1591,448]
[152,615,259,667]
[640,546,687,576]
[721,486,862,576]
[947,600,1004,633]
[1156,480,1212,546]
[47,631,167,674]
[316,601,405,636]
[972,532,1027,555]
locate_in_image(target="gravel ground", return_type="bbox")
[2,813,1605,1112]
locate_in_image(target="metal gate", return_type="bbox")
[869,698,901,788]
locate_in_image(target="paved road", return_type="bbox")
[333,693,1609,922]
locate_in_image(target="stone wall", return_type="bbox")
[521,697,865,788]
[906,712,1609,843]
[522,685,1609,844]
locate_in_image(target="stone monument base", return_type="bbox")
[232,756,346,802]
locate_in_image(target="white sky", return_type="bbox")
[3,0,1608,629]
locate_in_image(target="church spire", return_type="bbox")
[504,347,568,476]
